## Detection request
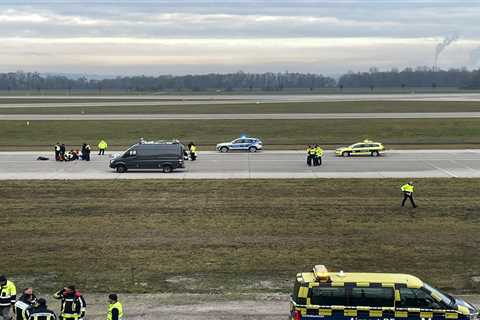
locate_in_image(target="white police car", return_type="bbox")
[216,137,263,153]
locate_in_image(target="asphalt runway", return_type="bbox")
[4,92,480,107]
[2,93,480,108]
[1,150,479,179]
[2,112,480,120]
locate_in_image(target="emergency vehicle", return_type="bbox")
[290,265,478,320]
[335,140,385,157]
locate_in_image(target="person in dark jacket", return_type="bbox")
[59,144,66,161]
[15,287,37,320]
[27,298,56,320]
[53,286,86,320]
[81,144,91,161]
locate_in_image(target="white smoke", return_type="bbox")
[434,32,460,69]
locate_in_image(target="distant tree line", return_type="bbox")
[1,68,480,91]
[337,67,479,89]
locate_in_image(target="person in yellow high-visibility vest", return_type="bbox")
[98,139,108,155]
[401,181,416,208]
[188,142,198,161]
[0,275,16,320]
[314,145,324,166]
[107,294,123,320]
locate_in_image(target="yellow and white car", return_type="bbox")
[335,139,385,157]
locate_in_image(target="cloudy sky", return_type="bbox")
[1,0,480,75]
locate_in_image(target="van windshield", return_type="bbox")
[423,283,454,307]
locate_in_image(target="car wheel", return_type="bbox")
[371,151,380,157]
[162,165,173,173]
[342,151,350,157]
[116,165,127,173]
[248,146,257,153]
[220,146,229,153]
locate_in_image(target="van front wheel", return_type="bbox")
[116,165,127,173]
[163,165,173,173]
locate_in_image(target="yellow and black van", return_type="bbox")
[291,265,478,320]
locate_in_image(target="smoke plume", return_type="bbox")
[435,32,460,69]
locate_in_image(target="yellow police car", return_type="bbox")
[290,265,478,320]
[335,139,385,157]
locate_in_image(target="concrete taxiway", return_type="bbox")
[0,150,479,179]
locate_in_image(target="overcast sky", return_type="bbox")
[1,0,480,75]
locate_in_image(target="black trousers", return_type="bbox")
[307,155,312,166]
[99,149,105,155]
[402,192,416,208]
[190,152,197,161]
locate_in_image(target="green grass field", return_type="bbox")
[2,101,480,114]
[1,118,480,150]
[2,179,479,294]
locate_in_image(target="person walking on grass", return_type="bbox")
[401,181,417,208]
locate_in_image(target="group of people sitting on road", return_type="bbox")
[54,143,92,162]
[306,144,324,167]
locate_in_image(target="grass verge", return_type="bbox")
[2,179,480,294]
[2,101,480,114]
[0,118,480,150]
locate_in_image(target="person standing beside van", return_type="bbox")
[189,142,197,161]
[98,139,108,155]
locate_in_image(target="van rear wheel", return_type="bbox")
[248,146,257,153]
[162,165,173,173]
[116,165,127,173]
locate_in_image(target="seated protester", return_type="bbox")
[15,287,37,320]
[64,151,72,161]
[27,298,56,320]
[71,150,79,161]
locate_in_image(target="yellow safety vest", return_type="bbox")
[107,301,124,320]
[0,280,16,306]
[98,141,108,149]
[401,184,414,193]
[190,146,197,154]
[315,147,324,157]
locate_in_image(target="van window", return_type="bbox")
[349,287,394,307]
[398,287,443,309]
[311,287,346,306]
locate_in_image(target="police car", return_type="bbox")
[335,139,385,157]
[291,265,478,320]
[216,137,263,153]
